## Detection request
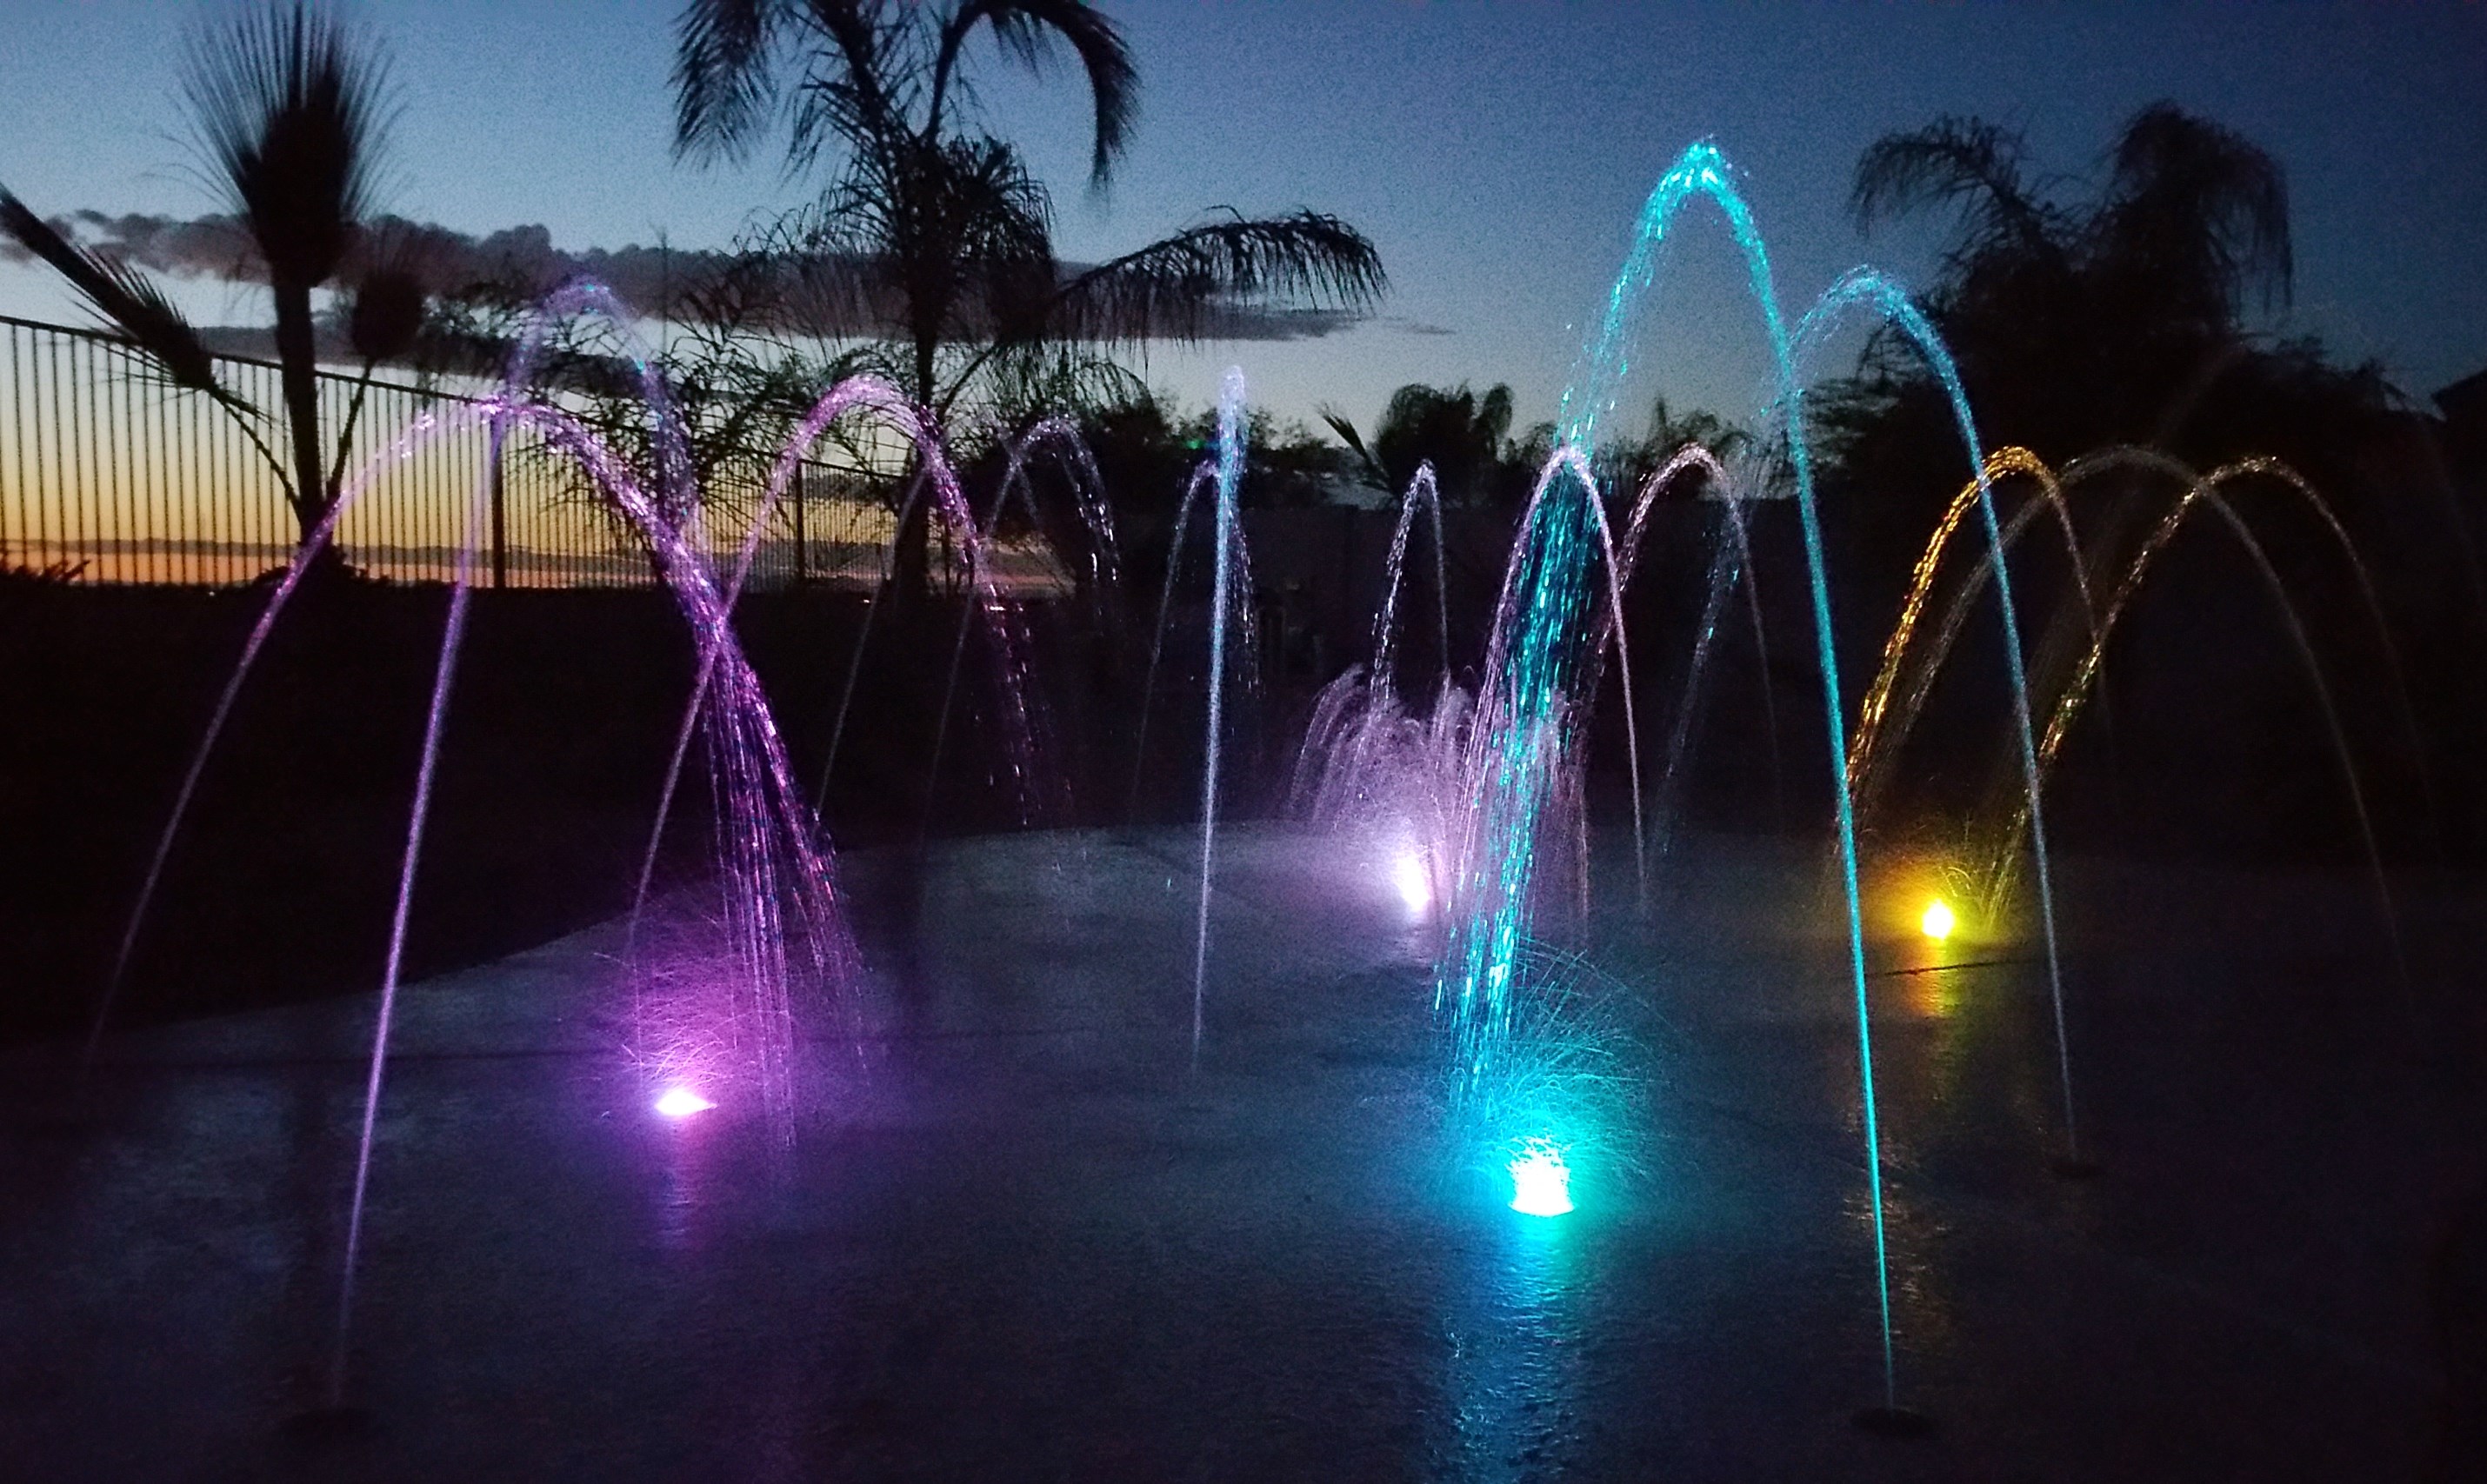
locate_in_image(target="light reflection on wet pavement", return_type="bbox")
[2,825,2477,1481]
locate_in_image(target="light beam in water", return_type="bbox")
[1391,846,1433,915]
[1508,1139,1574,1217]
[655,1088,717,1119]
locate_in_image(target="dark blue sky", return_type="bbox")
[3,1,2483,433]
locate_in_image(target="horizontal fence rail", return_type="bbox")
[0,315,1067,595]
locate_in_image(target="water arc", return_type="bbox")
[1450,140,1902,1407]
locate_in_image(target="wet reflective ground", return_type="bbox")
[3,827,2479,1481]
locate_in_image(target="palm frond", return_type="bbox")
[1477,383,1515,447]
[2100,102,2291,314]
[1366,381,1513,502]
[731,203,886,339]
[1319,409,1389,490]
[783,0,909,175]
[343,265,426,363]
[673,0,791,162]
[973,341,1144,429]
[933,0,1137,184]
[0,190,237,408]
[1851,116,2056,256]
[182,1,393,289]
[1043,209,1385,345]
[939,137,1056,337]
[1320,409,1371,462]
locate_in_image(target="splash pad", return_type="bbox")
[6,140,2462,1476]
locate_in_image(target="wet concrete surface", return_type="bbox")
[3,824,2482,1481]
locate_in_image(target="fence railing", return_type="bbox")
[0,314,1060,593]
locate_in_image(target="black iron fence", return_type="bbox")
[0,314,1055,592]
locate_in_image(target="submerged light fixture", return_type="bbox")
[1920,898,1956,942]
[654,1087,716,1119]
[1508,1138,1574,1217]
[1390,845,1433,915]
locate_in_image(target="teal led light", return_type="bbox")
[1508,1138,1574,1217]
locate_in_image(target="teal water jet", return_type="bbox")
[1445,140,1920,1412]
[1796,267,2077,1168]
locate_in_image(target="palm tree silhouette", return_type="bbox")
[1821,103,2382,597]
[1851,103,2291,358]
[189,1,397,541]
[0,2,411,553]
[1324,383,1517,506]
[672,0,1387,594]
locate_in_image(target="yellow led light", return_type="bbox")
[1920,899,1956,941]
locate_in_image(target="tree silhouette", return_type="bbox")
[1819,103,2417,859]
[1326,385,1743,512]
[0,2,417,552]
[1324,383,1517,506]
[1821,103,2390,603]
[671,0,1387,595]
[1599,396,1749,502]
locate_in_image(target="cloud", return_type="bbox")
[1,209,1370,343]
[0,208,730,308]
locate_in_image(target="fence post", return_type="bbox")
[489,433,508,589]
[792,465,808,587]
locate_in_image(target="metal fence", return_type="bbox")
[0,314,1058,593]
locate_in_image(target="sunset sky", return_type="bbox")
[3,1,2483,434]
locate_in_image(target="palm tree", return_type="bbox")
[1822,103,2371,595]
[2084,104,2292,336]
[1844,102,2296,436]
[671,0,1387,595]
[1612,396,1748,491]
[1324,382,1516,506]
[0,1,407,551]
[190,1,395,539]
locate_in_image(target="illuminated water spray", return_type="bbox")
[920,417,1120,829]
[1797,270,2076,1172]
[1586,443,1762,867]
[1289,461,1468,927]
[1445,141,1936,1411]
[1191,369,1252,1061]
[1372,463,1451,696]
[1987,449,2410,990]
[102,287,864,1413]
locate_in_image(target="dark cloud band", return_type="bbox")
[0,209,1364,344]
